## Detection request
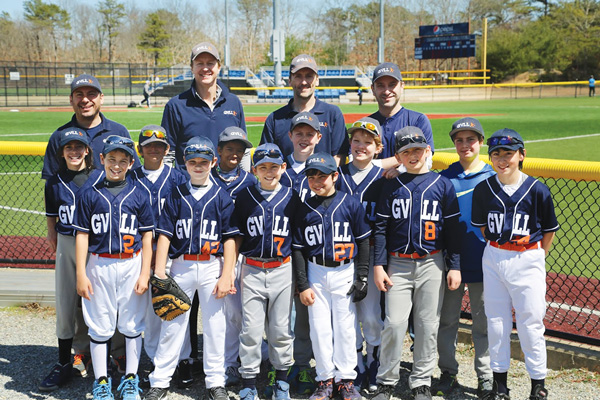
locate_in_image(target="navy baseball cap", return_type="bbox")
[449,117,484,140]
[395,126,428,153]
[304,152,337,174]
[71,74,102,93]
[253,143,284,167]
[59,128,89,147]
[184,136,216,161]
[290,54,318,75]
[290,111,320,132]
[139,124,168,146]
[372,62,402,83]
[218,127,252,148]
[348,117,381,137]
[102,135,136,157]
[190,42,220,63]
[487,128,525,154]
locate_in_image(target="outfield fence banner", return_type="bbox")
[1,144,599,346]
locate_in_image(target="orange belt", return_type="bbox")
[389,249,440,259]
[183,253,212,261]
[94,250,140,259]
[489,241,541,252]
[246,256,291,269]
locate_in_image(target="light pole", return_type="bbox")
[378,0,384,63]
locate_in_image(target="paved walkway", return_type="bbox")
[0,267,55,307]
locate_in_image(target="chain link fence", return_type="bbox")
[0,152,599,345]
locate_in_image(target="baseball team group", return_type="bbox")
[39,41,559,400]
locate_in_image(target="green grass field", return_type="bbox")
[0,97,599,279]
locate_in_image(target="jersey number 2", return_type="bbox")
[123,235,134,253]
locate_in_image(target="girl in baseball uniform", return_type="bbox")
[41,128,103,392]
[74,136,154,400]
[472,129,558,400]
[292,152,372,400]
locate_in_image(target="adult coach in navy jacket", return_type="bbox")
[42,74,140,179]
[260,54,349,165]
[161,42,246,169]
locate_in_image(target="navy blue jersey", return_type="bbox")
[336,163,384,224]
[156,183,239,259]
[232,185,297,258]
[440,161,496,283]
[130,165,188,230]
[161,80,246,167]
[471,174,559,245]
[292,191,371,262]
[260,98,349,157]
[373,172,461,269]
[369,108,434,159]
[42,114,141,180]
[280,163,312,203]
[211,167,258,201]
[73,181,154,254]
[45,169,104,236]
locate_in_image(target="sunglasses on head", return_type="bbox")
[254,148,283,163]
[487,136,523,147]
[397,133,427,149]
[141,129,167,139]
[104,135,135,149]
[351,121,379,135]
[185,145,214,158]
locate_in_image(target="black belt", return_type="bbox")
[310,256,349,268]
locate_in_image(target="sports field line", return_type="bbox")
[547,301,600,317]
[436,132,600,151]
[0,205,44,215]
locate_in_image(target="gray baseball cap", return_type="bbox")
[290,54,318,75]
[372,62,403,83]
[449,117,484,140]
[190,42,220,63]
[218,126,252,149]
[395,126,428,153]
[348,117,381,137]
[290,111,321,132]
[139,124,169,147]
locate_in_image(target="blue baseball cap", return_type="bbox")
[395,126,428,153]
[304,152,337,174]
[218,126,253,148]
[59,128,89,147]
[290,111,320,132]
[71,74,102,94]
[487,128,525,154]
[449,117,484,140]
[372,62,402,83]
[253,143,284,167]
[102,135,136,157]
[184,136,216,161]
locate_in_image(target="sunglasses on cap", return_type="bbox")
[397,133,427,148]
[254,147,283,163]
[185,145,215,157]
[487,136,523,147]
[141,129,167,139]
[104,135,135,150]
[351,120,379,134]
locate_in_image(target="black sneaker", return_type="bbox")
[411,385,432,400]
[143,387,168,400]
[371,384,394,400]
[432,372,458,396]
[529,385,548,400]
[140,363,155,389]
[177,359,194,388]
[39,362,72,392]
[208,386,229,400]
[477,376,493,399]
[491,381,510,400]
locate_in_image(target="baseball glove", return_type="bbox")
[150,275,192,321]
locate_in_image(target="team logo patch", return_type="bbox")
[223,110,237,116]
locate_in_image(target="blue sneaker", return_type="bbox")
[367,360,379,392]
[93,376,114,400]
[239,387,258,400]
[354,366,366,392]
[296,368,316,395]
[272,380,291,400]
[39,362,72,392]
[118,374,142,400]
[263,366,276,398]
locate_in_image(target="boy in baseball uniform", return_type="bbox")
[232,143,296,400]
[472,129,558,400]
[371,127,462,400]
[433,118,495,398]
[74,136,154,400]
[144,136,239,400]
[292,152,372,400]
[336,117,386,392]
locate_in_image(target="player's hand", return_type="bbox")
[46,231,57,252]
[447,270,462,291]
[347,276,368,302]
[374,265,393,292]
[77,276,93,300]
[299,289,315,306]
[213,275,233,299]
[134,274,149,295]
[382,167,400,179]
